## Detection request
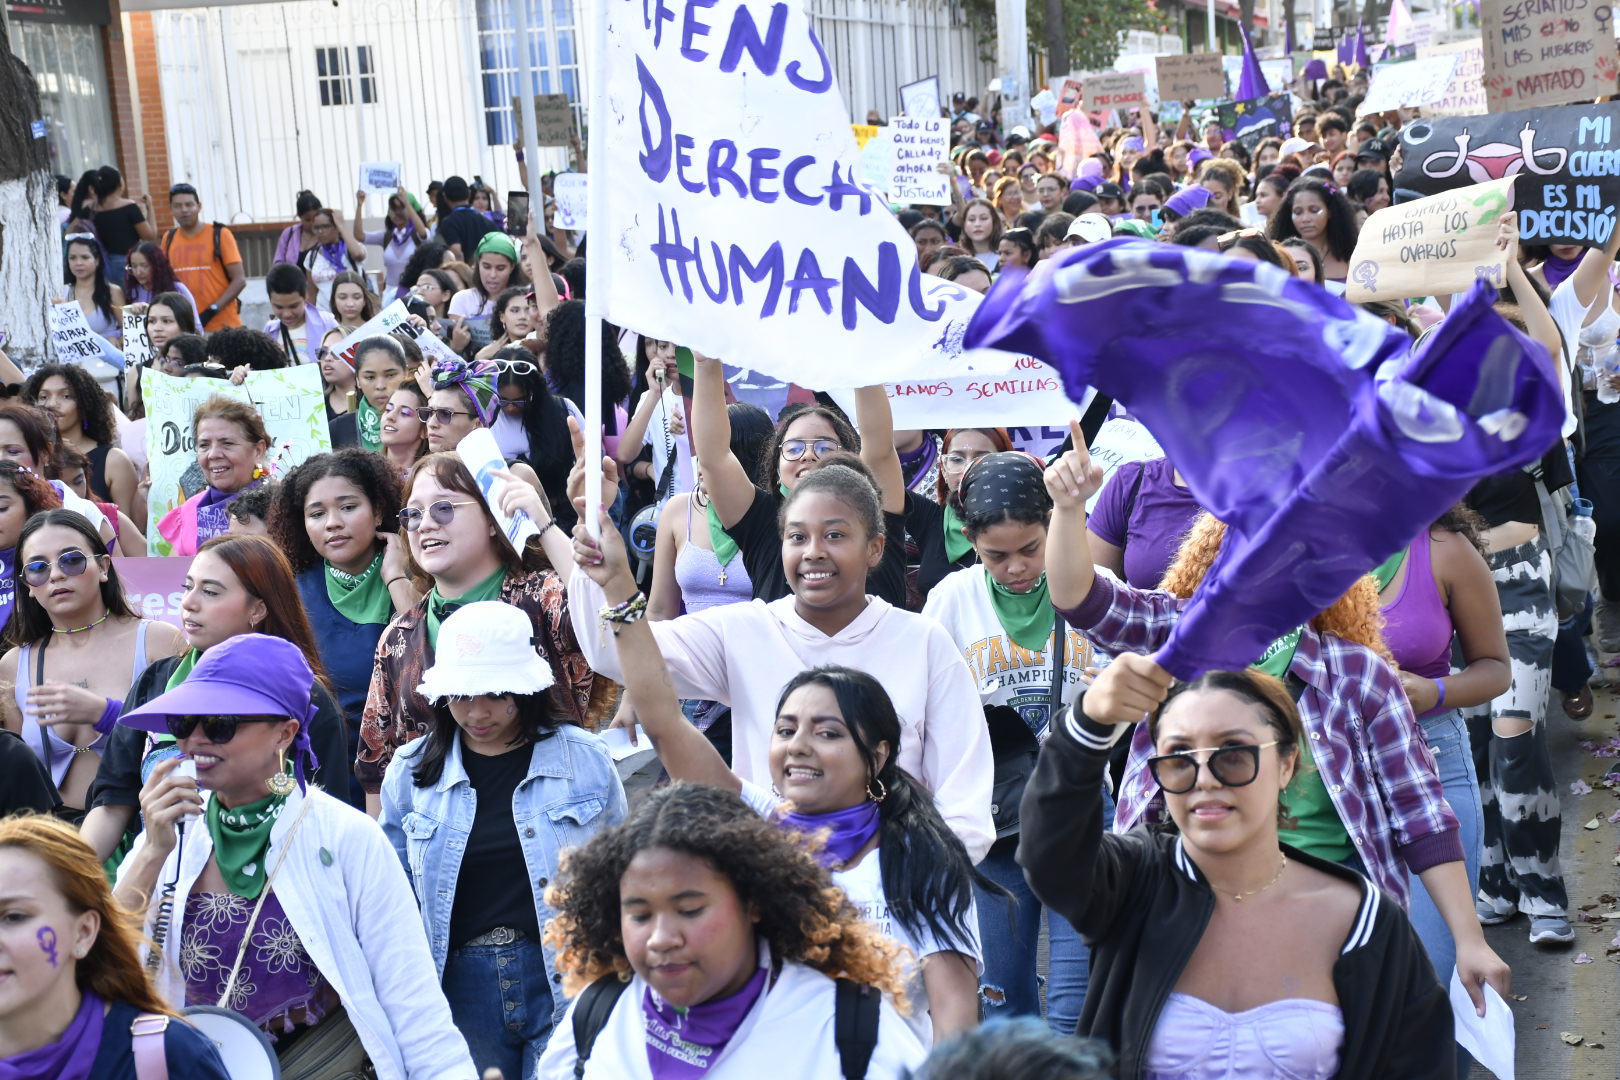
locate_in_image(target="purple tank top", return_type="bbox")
[675,497,753,613]
[1379,533,1453,686]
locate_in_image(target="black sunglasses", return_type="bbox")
[420,406,474,425]
[166,715,285,743]
[1147,741,1279,795]
[22,549,100,588]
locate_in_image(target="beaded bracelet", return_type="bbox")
[598,592,648,638]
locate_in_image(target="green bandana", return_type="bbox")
[166,649,201,692]
[942,502,974,564]
[1369,547,1407,592]
[205,792,288,899]
[326,552,394,626]
[1251,626,1303,680]
[425,567,507,650]
[704,498,741,573]
[985,571,1054,651]
[777,482,791,498]
[356,395,382,452]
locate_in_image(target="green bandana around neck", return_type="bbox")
[942,502,974,564]
[1368,547,1407,592]
[425,567,507,650]
[777,482,791,499]
[205,792,288,899]
[166,649,201,692]
[1251,626,1304,680]
[326,551,394,626]
[356,395,382,452]
[984,571,1054,651]
[704,498,741,572]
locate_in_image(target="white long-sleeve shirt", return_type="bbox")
[569,574,995,861]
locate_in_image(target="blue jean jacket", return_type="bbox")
[378,725,628,1023]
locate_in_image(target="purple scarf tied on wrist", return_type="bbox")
[0,990,104,1080]
[643,965,768,1078]
[965,240,1565,679]
[780,800,882,869]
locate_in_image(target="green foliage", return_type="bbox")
[961,0,1164,75]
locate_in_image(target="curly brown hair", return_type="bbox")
[542,783,910,1006]
[1160,512,1392,662]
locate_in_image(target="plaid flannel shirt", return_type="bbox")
[1061,573,1462,908]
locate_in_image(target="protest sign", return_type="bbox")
[554,172,588,231]
[358,161,401,191]
[48,303,104,364]
[1155,53,1225,102]
[850,124,879,148]
[887,117,950,205]
[898,75,941,118]
[144,365,331,549]
[1481,0,1612,111]
[598,0,1019,389]
[1345,177,1517,302]
[1082,71,1146,112]
[1085,417,1164,513]
[859,129,892,197]
[122,308,152,368]
[331,299,410,368]
[513,93,574,146]
[1358,52,1459,115]
[1216,92,1293,149]
[115,558,188,627]
[829,358,1092,439]
[1054,78,1084,117]
[409,322,463,368]
[1311,28,1339,51]
[1418,39,1486,116]
[458,428,540,550]
[1395,102,1620,248]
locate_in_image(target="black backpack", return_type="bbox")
[570,972,881,1078]
[161,223,242,314]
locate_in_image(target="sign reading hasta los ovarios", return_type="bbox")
[600,0,1015,388]
[1395,102,1620,248]
[1345,177,1517,302]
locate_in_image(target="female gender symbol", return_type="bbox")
[36,926,59,967]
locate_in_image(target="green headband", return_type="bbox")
[474,232,520,264]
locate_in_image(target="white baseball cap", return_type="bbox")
[416,602,556,702]
[1065,214,1115,245]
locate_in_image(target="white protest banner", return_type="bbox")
[1482,0,1610,111]
[1082,71,1147,112]
[1358,53,1459,116]
[599,0,1019,388]
[1345,176,1517,302]
[145,365,331,550]
[513,93,574,146]
[48,303,105,364]
[554,172,588,231]
[1419,40,1486,117]
[331,299,410,367]
[122,307,152,368]
[1085,418,1164,513]
[358,161,402,191]
[898,75,941,119]
[1155,53,1225,102]
[458,427,540,550]
[829,359,1092,446]
[887,117,950,205]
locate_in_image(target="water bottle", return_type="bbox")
[1598,352,1620,405]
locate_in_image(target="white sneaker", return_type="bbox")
[1528,916,1575,945]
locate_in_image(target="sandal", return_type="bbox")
[1563,685,1594,720]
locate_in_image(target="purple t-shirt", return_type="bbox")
[1087,457,1203,589]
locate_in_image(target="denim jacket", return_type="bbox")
[378,725,628,1023]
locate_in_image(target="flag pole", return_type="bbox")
[582,0,610,538]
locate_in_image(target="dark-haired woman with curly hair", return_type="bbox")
[1266,178,1358,286]
[23,363,139,522]
[535,782,927,1077]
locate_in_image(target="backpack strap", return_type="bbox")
[161,228,176,256]
[211,222,224,267]
[833,979,881,1080]
[131,1014,171,1080]
[572,973,631,1078]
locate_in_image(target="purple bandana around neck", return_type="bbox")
[780,800,882,869]
[0,989,104,1080]
[898,436,939,489]
[0,547,15,639]
[643,965,768,1078]
[320,242,349,272]
[964,240,1564,679]
[195,483,247,542]
[1541,252,1581,292]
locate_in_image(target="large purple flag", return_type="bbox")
[1236,26,1270,100]
[965,240,1565,678]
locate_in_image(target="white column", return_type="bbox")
[994,0,1026,125]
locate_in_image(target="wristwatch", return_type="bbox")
[201,305,219,324]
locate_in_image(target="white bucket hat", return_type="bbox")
[416,601,556,703]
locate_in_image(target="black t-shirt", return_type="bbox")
[450,739,541,947]
[0,728,60,816]
[94,203,146,256]
[88,1001,232,1079]
[724,487,908,606]
[1466,470,1540,530]
[906,490,976,600]
[436,206,496,259]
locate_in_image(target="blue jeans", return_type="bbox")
[442,936,555,1080]
[973,788,1113,1034]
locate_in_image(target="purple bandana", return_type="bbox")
[643,965,768,1078]
[780,800,882,868]
[0,547,15,640]
[0,990,104,1080]
[319,242,349,273]
[1541,252,1581,292]
[965,240,1564,679]
[195,484,247,542]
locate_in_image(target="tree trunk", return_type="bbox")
[0,10,57,366]
[1044,0,1067,77]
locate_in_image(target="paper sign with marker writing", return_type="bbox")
[1419,39,1486,117]
[48,303,105,364]
[331,300,410,368]
[1054,79,1084,117]
[887,117,950,205]
[359,161,401,191]
[1082,71,1146,112]
[1358,53,1459,115]
[898,75,941,119]
[1155,53,1225,102]
[829,359,1091,434]
[554,172,588,231]
[1481,0,1613,112]
[458,427,540,550]
[123,308,152,368]
[1346,177,1517,302]
[513,93,574,146]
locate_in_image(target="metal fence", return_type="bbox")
[806,0,995,120]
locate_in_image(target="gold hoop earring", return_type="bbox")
[266,747,296,796]
[866,776,888,804]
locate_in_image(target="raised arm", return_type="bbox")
[521,210,560,321]
[855,385,905,513]
[690,351,758,527]
[399,186,429,240]
[353,191,369,245]
[1044,419,1107,610]
[1569,211,1620,311]
[1501,215,1561,362]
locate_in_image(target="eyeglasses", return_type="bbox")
[943,450,992,470]
[492,358,538,375]
[22,549,101,587]
[780,438,839,462]
[498,395,528,410]
[420,407,474,425]
[166,715,284,744]
[398,499,478,532]
[383,402,418,418]
[1216,228,1264,251]
[1147,741,1280,795]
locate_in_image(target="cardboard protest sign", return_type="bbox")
[898,75,941,118]
[513,93,574,147]
[599,0,1018,389]
[887,117,950,205]
[1054,78,1084,117]
[331,300,410,368]
[1345,177,1517,302]
[1395,103,1620,248]
[1082,71,1146,112]
[49,303,105,364]
[1085,418,1164,513]
[144,365,331,549]
[1482,0,1613,111]
[122,308,152,369]
[1155,53,1225,102]
[1358,52,1460,115]
[554,172,588,231]
[358,161,401,191]
[1418,39,1486,116]
[1216,93,1293,150]
[458,428,540,549]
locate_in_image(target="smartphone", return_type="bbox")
[507,191,531,236]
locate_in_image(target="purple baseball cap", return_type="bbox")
[1187,145,1214,168]
[1164,186,1213,218]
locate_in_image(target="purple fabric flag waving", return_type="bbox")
[964,240,1564,679]
[1236,26,1270,101]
